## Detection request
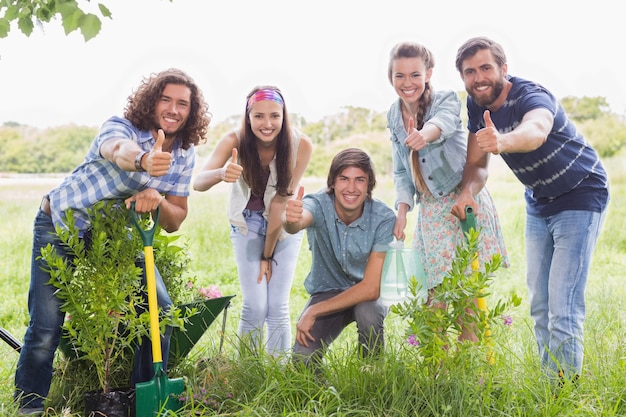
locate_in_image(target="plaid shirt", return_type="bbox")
[48,116,195,232]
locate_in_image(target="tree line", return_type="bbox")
[1,95,624,177]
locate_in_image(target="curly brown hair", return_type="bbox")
[124,68,211,150]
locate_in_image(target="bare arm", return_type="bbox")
[122,187,188,234]
[393,202,410,241]
[263,134,313,254]
[154,194,188,233]
[451,131,490,220]
[99,129,186,232]
[477,108,552,155]
[100,129,172,177]
[193,132,242,191]
[282,187,313,234]
[295,251,386,347]
[310,251,385,312]
[258,134,313,282]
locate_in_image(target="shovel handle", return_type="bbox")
[460,208,494,363]
[460,205,476,236]
[129,202,160,247]
[130,202,163,364]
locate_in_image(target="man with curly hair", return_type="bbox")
[14,68,212,416]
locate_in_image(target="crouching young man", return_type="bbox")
[283,148,396,369]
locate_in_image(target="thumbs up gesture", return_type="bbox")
[476,110,502,155]
[404,117,428,151]
[285,186,305,224]
[144,129,173,176]
[219,147,243,182]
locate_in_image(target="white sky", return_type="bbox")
[1,0,625,128]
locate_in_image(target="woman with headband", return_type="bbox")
[194,86,312,358]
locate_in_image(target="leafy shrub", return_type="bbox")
[42,201,191,392]
[391,229,521,375]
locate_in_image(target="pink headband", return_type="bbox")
[246,88,284,110]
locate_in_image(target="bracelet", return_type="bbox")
[261,255,273,262]
[135,150,147,172]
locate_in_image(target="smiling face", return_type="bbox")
[247,100,284,145]
[460,48,507,109]
[153,83,192,138]
[332,166,369,224]
[391,56,432,107]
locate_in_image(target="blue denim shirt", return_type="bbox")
[387,90,467,211]
[302,190,395,294]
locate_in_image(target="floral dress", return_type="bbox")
[412,184,509,289]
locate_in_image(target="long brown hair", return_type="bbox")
[238,85,293,197]
[124,68,211,150]
[388,42,435,129]
[388,42,435,186]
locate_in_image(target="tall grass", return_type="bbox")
[0,152,624,416]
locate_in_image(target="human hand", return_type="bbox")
[476,110,502,154]
[258,258,273,284]
[451,192,476,220]
[393,216,407,241]
[220,148,243,182]
[144,129,173,176]
[125,188,164,212]
[295,307,316,348]
[404,117,427,151]
[284,186,304,224]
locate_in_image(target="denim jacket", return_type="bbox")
[387,90,467,211]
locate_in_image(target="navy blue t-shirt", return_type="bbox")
[467,75,609,216]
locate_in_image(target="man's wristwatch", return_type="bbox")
[135,151,147,172]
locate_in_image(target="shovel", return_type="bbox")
[130,203,184,416]
[460,205,494,364]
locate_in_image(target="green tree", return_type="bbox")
[579,113,626,158]
[561,95,610,122]
[0,0,117,41]
[44,125,97,171]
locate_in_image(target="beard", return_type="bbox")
[153,116,182,139]
[467,78,504,107]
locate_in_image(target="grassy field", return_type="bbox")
[0,153,624,416]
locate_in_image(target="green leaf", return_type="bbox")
[60,11,81,35]
[0,19,9,37]
[3,5,19,20]
[79,13,101,41]
[17,15,33,36]
[98,3,112,18]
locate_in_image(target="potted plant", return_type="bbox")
[42,201,164,416]
[44,201,233,415]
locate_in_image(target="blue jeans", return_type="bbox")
[525,209,606,377]
[231,210,303,357]
[14,208,172,408]
[292,289,389,369]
